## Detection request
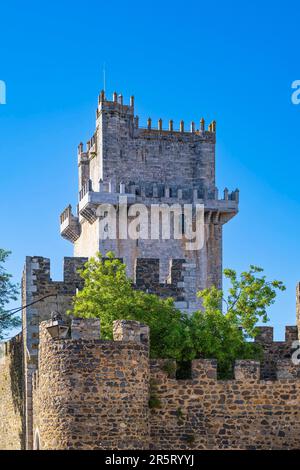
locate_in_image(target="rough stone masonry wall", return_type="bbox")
[0,334,24,450]
[22,255,87,449]
[31,316,300,451]
[149,356,300,450]
[254,325,299,380]
[97,97,216,195]
[32,319,150,450]
[23,256,300,450]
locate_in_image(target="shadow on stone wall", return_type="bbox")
[9,337,25,449]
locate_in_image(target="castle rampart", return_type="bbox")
[29,318,300,450]
[0,334,24,449]
[14,255,300,450]
[149,354,300,450]
[21,255,87,449]
[1,307,300,450]
[32,319,150,450]
[254,325,299,379]
[60,92,239,310]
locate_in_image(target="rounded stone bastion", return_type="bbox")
[32,318,150,450]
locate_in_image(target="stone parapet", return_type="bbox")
[149,353,300,450]
[32,319,149,450]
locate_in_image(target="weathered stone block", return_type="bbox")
[234,360,260,381]
[71,318,100,340]
[113,320,149,347]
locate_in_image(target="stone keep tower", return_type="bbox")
[60,91,239,309]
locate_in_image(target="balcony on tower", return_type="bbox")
[60,205,81,242]
[78,179,136,224]
[203,188,239,224]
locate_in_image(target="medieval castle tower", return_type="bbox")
[1,90,300,451]
[60,91,239,310]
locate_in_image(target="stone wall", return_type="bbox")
[22,255,87,449]
[149,356,300,450]
[17,254,300,450]
[2,315,300,450]
[0,334,24,449]
[254,325,299,379]
[22,256,87,364]
[97,96,216,195]
[32,319,150,450]
[30,317,300,451]
[21,254,193,448]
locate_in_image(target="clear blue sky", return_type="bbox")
[1,0,300,339]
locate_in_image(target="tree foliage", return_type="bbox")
[70,252,188,360]
[0,249,20,340]
[70,254,285,377]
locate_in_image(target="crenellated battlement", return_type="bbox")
[133,257,186,302]
[254,325,299,380]
[61,183,239,244]
[136,118,216,139]
[68,178,239,237]
[78,133,97,161]
[31,316,300,386]
[3,315,300,451]
[27,317,300,450]
[254,325,299,344]
[94,91,216,140]
[150,353,300,383]
[60,205,81,242]
[32,318,150,450]
[0,333,22,361]
[5,257,300,451]
[76,178,239,204]
[23,255,189,310]
[31,318,300,386]
[24,255,88,296]
[20,254,300,451]
[96,90,134,118]
[149,352,300,450]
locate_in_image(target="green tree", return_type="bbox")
[70,252,189,360]
[70,254,285,378]
[0,249,20,340]
[198,266,285,338]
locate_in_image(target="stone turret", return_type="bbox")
[32,319,150,450]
